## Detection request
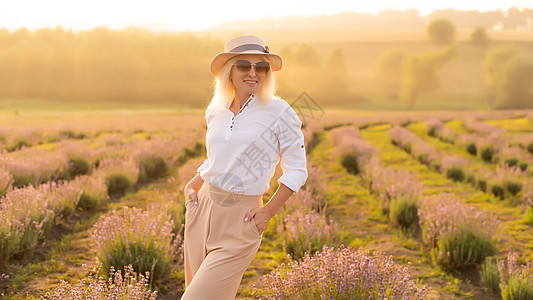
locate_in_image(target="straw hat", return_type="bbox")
[210,35,282,76]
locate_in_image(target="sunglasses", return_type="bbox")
[233,60,270,73]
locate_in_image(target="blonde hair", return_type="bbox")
[207,54,278,114]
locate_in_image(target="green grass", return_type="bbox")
[484,117,533,133]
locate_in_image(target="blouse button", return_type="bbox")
[230,125,233,128]
[301,145,304,148]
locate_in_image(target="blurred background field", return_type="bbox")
[1,8,532,112]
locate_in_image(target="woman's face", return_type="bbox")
[230,54,268,95]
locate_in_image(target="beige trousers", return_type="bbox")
[181,182,263,300]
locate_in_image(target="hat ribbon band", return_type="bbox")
[229,44,269,53]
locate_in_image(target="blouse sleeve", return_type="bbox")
[197,158,209,173]
[276,104,308,193]
[197,105,213,173]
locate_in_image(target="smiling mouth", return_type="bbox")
[244,80,258,84]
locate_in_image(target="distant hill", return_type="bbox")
[198,8,533,43]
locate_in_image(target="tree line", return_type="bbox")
[0,23,531,109]
[0,27,221,105]
[217,7,533,31]
[373,19,533,109]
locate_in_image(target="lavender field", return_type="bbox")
[1,109,533,299]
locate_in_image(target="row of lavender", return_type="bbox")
[432,118,533,220]
[48,170,386,299]
[86,157,212,285]
[427,118,533,170]
[0,114,205,153]
[42,206,180,299]
[43,157,205,299]
[244,124,426,299]
[330,126,498,269]
[0,133,202,268]
[330,124,532,298]
[390,125,532,213]
[40,117,532,299]
[253,155,427,298]
[429,119,533,220]
[45,180,426,299]
[0,130,203,195]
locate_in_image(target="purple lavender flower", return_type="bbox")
[256,245,427,299]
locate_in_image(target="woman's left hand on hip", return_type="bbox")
[244,207,273,233]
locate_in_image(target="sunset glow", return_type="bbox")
[1,0,531,32]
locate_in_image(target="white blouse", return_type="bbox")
[197,94,308,195]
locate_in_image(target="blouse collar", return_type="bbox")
[228,94,256,117]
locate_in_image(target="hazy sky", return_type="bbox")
[1,0,531,32]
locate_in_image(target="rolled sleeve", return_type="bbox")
[197,158,209,173]
[276,105,308,193]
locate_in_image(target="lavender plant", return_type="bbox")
[302,121,323,153]
[58,140,94,178]
[70,175,109,210]
[389,126,416,152]
[91,206,176,282]
[366,164,422,215]
[41,181,83,217]
[440,155,469,182]
[389,196,419,230]
[498,252,533,300]
[478,131,506,163]
[255,245,427,299]
[284,185,325,215]
[301,160,328,213]
[0,186,54,265]
[330,126,376,175]
[44,264,158,299]
[3,127,42,152]
[136,154,168,184]
[329,126,362,142]
[463,120,503,137]
[389,126,438,166]
[278,208,339,260]
[438,127,457,144]
[418,194,498,271]
[461,135,478,156]
[0,148,70,187]
[95,157,139,197]
[131,136,195,182]
[412,143,439,167]
[501,146,525,168]
[425,118,444,137]
[528,142,533,155]
[178,140,206,165]
[0,167,13,196]
[493,165,527,198]
[481,256,501,295]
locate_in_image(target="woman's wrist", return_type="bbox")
[263,183,294,218]
[186,173,205,192]
[262,205,276,218]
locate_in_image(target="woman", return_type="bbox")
[181,34,308,299]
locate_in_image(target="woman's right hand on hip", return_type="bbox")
[184,184,199,206]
